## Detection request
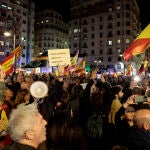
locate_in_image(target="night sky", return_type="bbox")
[33,0,150,29]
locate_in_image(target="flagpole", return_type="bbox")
[13,27,16,75]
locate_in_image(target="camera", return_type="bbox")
[134,95,148,103]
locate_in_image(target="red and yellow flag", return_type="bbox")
[72,58,86,75]
[1,54,15,75]
[123,24,150,61]
[12,45,22,60]
[138,57,147,75]
[68,51,79,70]
[125,64,133,76]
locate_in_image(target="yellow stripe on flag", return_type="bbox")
[1,54,15,75]
[123,24,150,61]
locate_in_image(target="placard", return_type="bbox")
[48,49,71,66]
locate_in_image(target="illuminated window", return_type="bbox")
[108,7,112,12]
[117,39,121,44]
[116,6,121,10]
[74,29,78,33]
[108,40,112,46]
[125,39,130,43]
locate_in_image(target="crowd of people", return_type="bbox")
[0,68,150,150]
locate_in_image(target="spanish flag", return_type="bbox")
[138,57,147,75]
[72,58,86,76]
[123,24,150,61]
[68,51,79,70]
[125,64,133,76]
[1,54,15,75]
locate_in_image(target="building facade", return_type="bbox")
[34,9,69,56]
[0,0,35,67]
[69,0,141,72]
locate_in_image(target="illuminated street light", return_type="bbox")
[4,30,15,50]
[4,32,11,37]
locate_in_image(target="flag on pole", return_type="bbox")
[1,54,15,75]
[68,51,79,70]
[12,45,22,60]
[72,58,86,76]
[123,24,150,61]
[125,63,133,76]
[138,56,147,75]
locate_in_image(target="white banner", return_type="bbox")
[48,49,71,66]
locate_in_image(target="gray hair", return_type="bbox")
[8,103,39,142]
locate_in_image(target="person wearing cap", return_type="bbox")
[114,95,136,146]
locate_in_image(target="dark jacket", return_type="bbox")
[127,126,150,150]
[2,142,36,150]
[115,106,133,146]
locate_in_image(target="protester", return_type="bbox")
[2,103,47,150]
[127,109,150,150]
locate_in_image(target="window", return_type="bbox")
[74,29,78,33]
[74,43,77,48]
[126,30,130,35]
[91,42,94,46]
[125,39,130,44]
[100,33,103,37]
[107,48,112,55]
[91,34,95,38]
[117,39,121,44]
[108,7,112,12]
[116,5,121,10]
[108,57,112,62]
[107,40,112,46]
[99,49,103,54]
[91,50,94,55]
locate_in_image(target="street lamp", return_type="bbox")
[4,30,15,50]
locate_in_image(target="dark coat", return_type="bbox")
[127,126,150,150]
[2,142,36,150]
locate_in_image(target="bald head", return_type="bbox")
[133,109,150,129]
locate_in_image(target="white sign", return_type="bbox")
[48,49,71,66]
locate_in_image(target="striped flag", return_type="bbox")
[123,24,150,61]
[138,57,147,75]
[12,45,22,60]
[68,51,79,70]
[1,54,15,75]
[72,58,86,76]
[125,64,133,76]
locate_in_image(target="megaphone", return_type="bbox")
[30,81,48,99]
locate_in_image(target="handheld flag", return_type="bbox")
[12,45,22,60]
[138,57,147,75]
[68,51,79,70]
[1,54,15,75]
[125,63,133,76]
[72,58,86,76]
[123,24,150,61]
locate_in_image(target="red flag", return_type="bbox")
[1,54,15,75]
[12,45,22,60]
[68,51,79,70]
[125,64,133,76]
[138,57,147,75]
[72,58,86,76]
[123,24,150,61]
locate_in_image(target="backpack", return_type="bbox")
[86,114,103,138]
